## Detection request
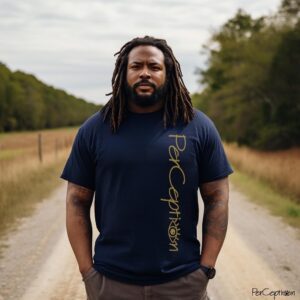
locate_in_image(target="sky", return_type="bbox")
[0,0,282,105]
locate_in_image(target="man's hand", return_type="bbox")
[66,182,94,276]
[199,177,229,268]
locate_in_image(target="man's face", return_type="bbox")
[126,45,167,108]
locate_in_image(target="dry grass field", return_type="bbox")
[0,127,78,235]
[225,143,300,203]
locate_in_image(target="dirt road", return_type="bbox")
[0,183,299,300]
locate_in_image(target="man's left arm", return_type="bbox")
[199,176,229,268]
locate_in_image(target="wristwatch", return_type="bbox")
[199,264,216,279]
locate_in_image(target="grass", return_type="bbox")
[0,127,77,162]
[0,149,24,160]
[0,150,71,237]
[0,158,67,235]
[224,143,300,203]
[0,127,77,174]
[0,127,78,238]
[0,125,78,139]
[230,166,300,228]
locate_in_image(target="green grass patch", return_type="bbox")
[231,167,300,228]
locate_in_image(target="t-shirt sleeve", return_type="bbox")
[198,118,233,184]
[60,126,95,190]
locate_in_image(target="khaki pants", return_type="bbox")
[83,268,209,300]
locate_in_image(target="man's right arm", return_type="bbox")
[66,182,94,277]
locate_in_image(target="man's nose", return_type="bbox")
[139,67,151,79]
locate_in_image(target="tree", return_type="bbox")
[194,1,300,150]
[0,63,101,132]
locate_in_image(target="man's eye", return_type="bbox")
[152,66,160,71]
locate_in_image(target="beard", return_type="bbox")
[125,80,167,108]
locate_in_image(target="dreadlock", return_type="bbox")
[101,36,194,133]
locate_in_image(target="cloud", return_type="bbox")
[0,0,282,104]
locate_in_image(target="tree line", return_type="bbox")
[192,0,300,150]
[0,63,101,132]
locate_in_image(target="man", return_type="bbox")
[61,36,233,300]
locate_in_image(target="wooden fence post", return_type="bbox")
[38,133,43,163]
[55,138,58,160]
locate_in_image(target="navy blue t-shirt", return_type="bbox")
[60,108,233,285]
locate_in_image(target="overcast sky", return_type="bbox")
[0,0,282,105]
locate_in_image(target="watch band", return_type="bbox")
[199,264,216,279]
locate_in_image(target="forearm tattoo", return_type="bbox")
[201,182,229,241]
[68,183,94,235]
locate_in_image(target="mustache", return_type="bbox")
[133,80,156,90]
